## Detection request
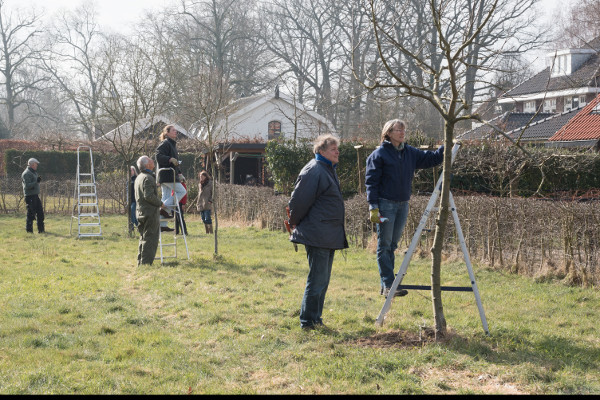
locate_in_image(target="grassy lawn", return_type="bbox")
[0,214,598,394]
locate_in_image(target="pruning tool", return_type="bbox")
[284,206,298,252]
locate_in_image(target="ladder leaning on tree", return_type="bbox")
[70,145,102,239]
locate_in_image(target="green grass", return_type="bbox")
[0,214,599,394]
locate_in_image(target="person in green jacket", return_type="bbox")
[21,158,45,233]
[134,156,168,266]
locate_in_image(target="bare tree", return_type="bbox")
[553,0,600,48]
[360,0,543,337]
[260,0,345,124]
[42,2,108,141]
[185,64,235,257]
[0,0,45,137]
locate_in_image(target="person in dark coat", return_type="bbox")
[135,156,168,266]
[365,119,444,298]
[21,158,45,233]
[155,124,186,232]
[288,134,348,330]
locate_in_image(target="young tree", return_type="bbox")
[360,0,541,337]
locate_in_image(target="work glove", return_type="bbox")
[178,174,185,182]
[169,157,179,166]
[37,176,42,182]
[369,208,380,223]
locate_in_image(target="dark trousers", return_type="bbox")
[25,194,45,233]
[300,245,335,328]
[175,203,187,235]
[137,214,159,265]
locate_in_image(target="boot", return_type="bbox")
[207,224,213,234]
[204,224,210,234]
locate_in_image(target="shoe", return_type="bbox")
[160,226,174,232]
[301,325,316,331]
[382,287,408,298]
[160,209,173,218]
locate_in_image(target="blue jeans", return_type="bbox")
[300,245,335,327]
[130,202,138,226]
[201,210,212,224]
[376,199,409,289]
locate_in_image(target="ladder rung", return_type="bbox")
[79,173,92,176]
[79,213,99,217]
[398,285,473,292]
[79,223,101,227]
[79,233,102,237]
[79,183,96,187]
[79,193,96,197]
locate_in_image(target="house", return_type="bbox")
[497,37,600,115]
[191,87,338,185]
[463,38,600,147]
[548,94,600,150]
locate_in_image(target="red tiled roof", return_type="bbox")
[549,94,600,141]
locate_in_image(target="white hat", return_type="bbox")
[27,158,40,165]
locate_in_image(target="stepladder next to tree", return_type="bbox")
[375,142,489,335]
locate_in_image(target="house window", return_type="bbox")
[579,95,587,107]
[543,99,556,113]
[524,101,536,113]
[591,103,600,114]
[565,96,572,111]
[268,121,281,140]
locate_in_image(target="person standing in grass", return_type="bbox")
[135,155,168,266]
[365,119,444,298]
[21,158,45,233]
[288,134,348,331]
[196,170,213,234]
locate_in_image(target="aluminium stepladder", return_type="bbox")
[70,145,102,238]
[155,166,190,264]
[375,141,489,335]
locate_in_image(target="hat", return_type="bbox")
[27,158,40,165]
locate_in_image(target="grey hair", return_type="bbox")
[381,119,407,142]
[136,155,152,171]
[313,134,340,154]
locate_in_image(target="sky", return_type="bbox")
[21,0,172,34]
[18,0,568,71]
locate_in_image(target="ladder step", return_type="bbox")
[398,285,473,292]
[79,193,96,197]
[79,173,92,176]
[79,213,100,217]
[79,204,98,207]
[79,223,101,227]
[79,183,96,187]
[79,233,103,237]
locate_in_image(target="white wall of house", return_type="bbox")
[220,94,335,142]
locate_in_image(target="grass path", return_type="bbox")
[0,214,599,394]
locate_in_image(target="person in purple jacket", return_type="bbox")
[365,119,444,299]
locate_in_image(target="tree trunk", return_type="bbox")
[430,121,454,338]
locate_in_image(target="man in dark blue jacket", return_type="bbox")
[289,134,348,330]
[365,119,444,298]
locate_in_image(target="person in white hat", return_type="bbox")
[21,158,45,233]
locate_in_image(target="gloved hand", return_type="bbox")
[169,158,179,166]
[178,174,185,182]
[37,176,42,182]
[370,208,380,223]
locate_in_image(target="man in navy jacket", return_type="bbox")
[365,119,443,298]
[289,134,348,330]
